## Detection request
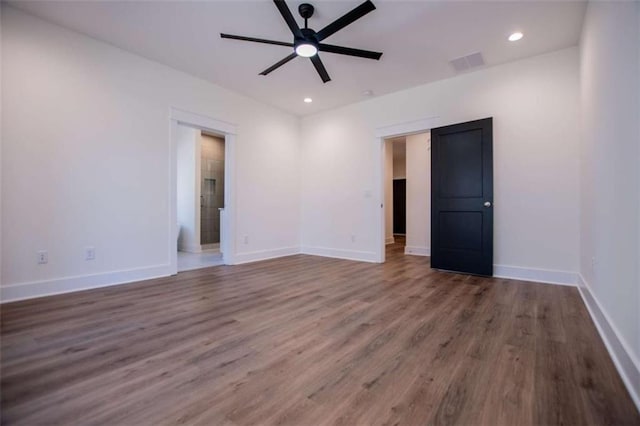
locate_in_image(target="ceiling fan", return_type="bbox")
[220,0,383,83]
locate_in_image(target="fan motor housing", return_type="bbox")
[300,28,318,41]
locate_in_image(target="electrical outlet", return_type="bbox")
[37,250,48,264]
[351,234,356,243]
[243,235,249,245]
[85,247,96,261]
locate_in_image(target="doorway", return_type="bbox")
[393,179,406,235]
[392,140,407,238]
[376,117,493,275]
[382,132,431,261]
[383,137,408,251]
[170,108,237,274]
[176,126,225,271]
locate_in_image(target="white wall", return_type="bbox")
[0,5,3,288]
[301,47,580,280]
[404,132,430,257]
[176,125,199,253]
[579,0,640,404]
[384,140,394,244]
[1,6,301,300]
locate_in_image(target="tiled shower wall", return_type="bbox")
[200,133,225,245]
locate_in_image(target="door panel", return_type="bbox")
[439,211,483,251]
[431,118,493,276]
[440,130,483,197]
[393,179,406,234]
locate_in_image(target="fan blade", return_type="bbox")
[221,34,293,47]
[310,55,331,83]
[316,0,376,41]
[319,43,382,60]
[273,0,303,38]
[259,53,298,76]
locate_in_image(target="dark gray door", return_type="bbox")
[393,179,406,234]
[431,118,493,276]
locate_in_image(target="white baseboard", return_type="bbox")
[201,243,220,250]
[385,237,395,245]
[300,246,378,263]
[577,274,640,411]
[232,246,300,265]
[405,246,430,256]
[1,264,172,303]
[178,243,202,253]
[493,265,577,286]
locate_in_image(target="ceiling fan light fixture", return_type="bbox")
[295,42,318,57]
[221,0,382,83]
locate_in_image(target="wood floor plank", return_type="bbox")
[1,239,638,425]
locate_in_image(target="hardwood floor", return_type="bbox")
[2,240,638,425]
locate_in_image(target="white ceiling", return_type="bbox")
[8,0,586,116]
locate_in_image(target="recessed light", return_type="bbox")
[508,32,523,42]
[304,97,313,103]
[362,89,374,97]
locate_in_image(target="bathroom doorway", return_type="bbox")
[175,126,225,271]
[170,108,237,273]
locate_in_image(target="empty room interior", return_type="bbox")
[1,0,639,424]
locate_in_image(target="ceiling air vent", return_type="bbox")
[450,52,485,72]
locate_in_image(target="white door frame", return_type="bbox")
[374,116,441,263]
[170,107,237,273]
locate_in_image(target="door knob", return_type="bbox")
[484,201,492,207]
